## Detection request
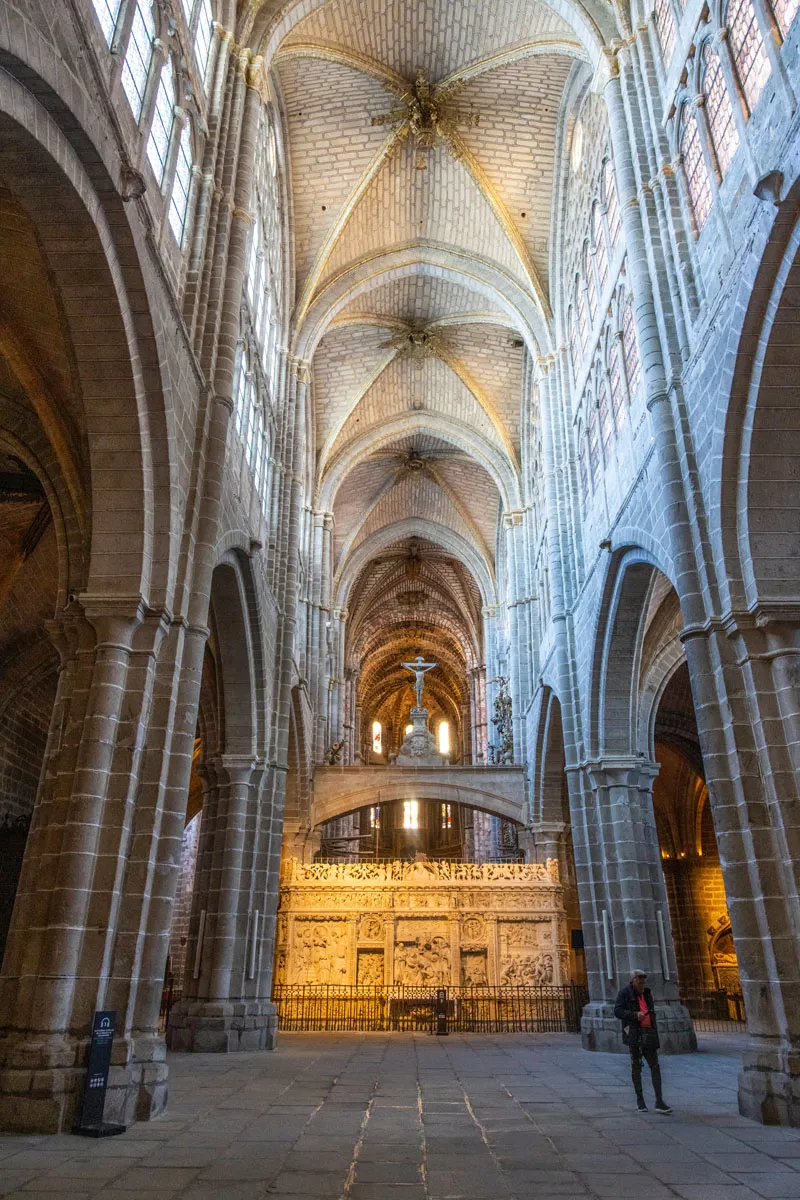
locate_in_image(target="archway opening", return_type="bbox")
[652,662,741,1000]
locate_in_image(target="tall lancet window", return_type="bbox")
[438,721,450,756]
[372,721,382,755]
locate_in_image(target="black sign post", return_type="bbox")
[435,988,449,1036]
[72,1010,126,1137]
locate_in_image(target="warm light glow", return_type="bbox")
[438,721,450,756]
[405,724,413,736]
[372,721,382,755]
[369,805,380,829]
[403,799,419,830]
[441,802,452,830]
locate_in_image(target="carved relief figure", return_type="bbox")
[293,921,349,985]
[357,951,384,986]
[461,916,485,943]
[395,935,451,986]
[461,951,488,985]
[500,952,554,985]
[361,915,384,942]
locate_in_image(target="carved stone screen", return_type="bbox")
[274,859,569,987]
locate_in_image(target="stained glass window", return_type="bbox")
[146,63,175,185]
[593,202,609,286]
[91,0,122,43]
[403,799,419,830]
[372,721,382,755]
[441,801,452,828]
[121,1,155,120]
[169,120,193,244]
[655,0,677,64]
[609,340,625,427]
[680,108,712,232]
[727,0,772,110]
[438,723,450,757]
[622,295,642,398]
[703,45,740,176]
[773,0,799,36]
[604,160,622,248]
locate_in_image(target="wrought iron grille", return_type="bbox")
[680,988,746,1032]
[272,983,588,1034]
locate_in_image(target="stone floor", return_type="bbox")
[2,1033,800,1199]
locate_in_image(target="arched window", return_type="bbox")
[403,799,419,830]
[92,0,122,43]
[773,0,799,36]
[655,0,677,64]
[193,0,214,76]
[372,721,382,755]
[593,202,609,286]
[726,0,772,110]
[609,339,625,428]
[585,245,598,323]
[599,383,613,452]
[578,422,589,500]
[680,107,712,232]
[702,44,740,176]
[603,160,622,249]
[247,108,283,386]
[441,802,453,829]
[146,61,175,185]
[121,0,156,120]
[576,285,588,350]
[169,120,194,244]
[569,306,581,378]
[588,408,601,487]
[438,722,450,756]
[622,295,642,398]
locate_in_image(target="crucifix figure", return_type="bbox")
[401,655,438,708]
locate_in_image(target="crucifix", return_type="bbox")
[401,655,438,709]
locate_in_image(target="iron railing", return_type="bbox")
[272,983,588,1034]
[680,987,746,1032]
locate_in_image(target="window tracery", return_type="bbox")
[702,44,740,176]
[603,160,621,249]
[146,60,175,185]
[91,0,122,43]
[679,107,713,232]
[593,203,609,286]
[726,0,772,110]
[655,0,677,64]
[609,339,625,428]
[121,0,156,120]
[773,0,799,36]
[622,295,642,399]
[169,120,194,244]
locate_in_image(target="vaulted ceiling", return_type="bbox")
[267,0,589,700]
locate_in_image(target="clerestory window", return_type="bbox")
[91,0,122,44]
[680,108,713,233]
[121,0,156,121]
[702,44,740,176]
[169,120,194,245]
[146,61,175,185]
[726,0,772,111]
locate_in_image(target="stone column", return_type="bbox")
[0,598,168,1133]
[681,616,800,1124]
[167,756,277,1052]
[578,758,694,1053]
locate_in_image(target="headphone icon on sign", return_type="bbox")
[100,1017,111,1030]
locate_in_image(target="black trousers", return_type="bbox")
[629,1033,663,1102]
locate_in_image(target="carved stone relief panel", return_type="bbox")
[360,915,384,942]
[292,919,349,985]
[499,920,555,985]
[357,950,384,986]
[461,949,488,985]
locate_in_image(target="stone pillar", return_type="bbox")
[578,759,695,1054]
[681,617,800,1124]
[0,598,171,1132]
[167,756,277,1052]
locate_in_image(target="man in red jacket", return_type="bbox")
[614,969,673,1113]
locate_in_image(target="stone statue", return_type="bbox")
[401,655,438,708]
